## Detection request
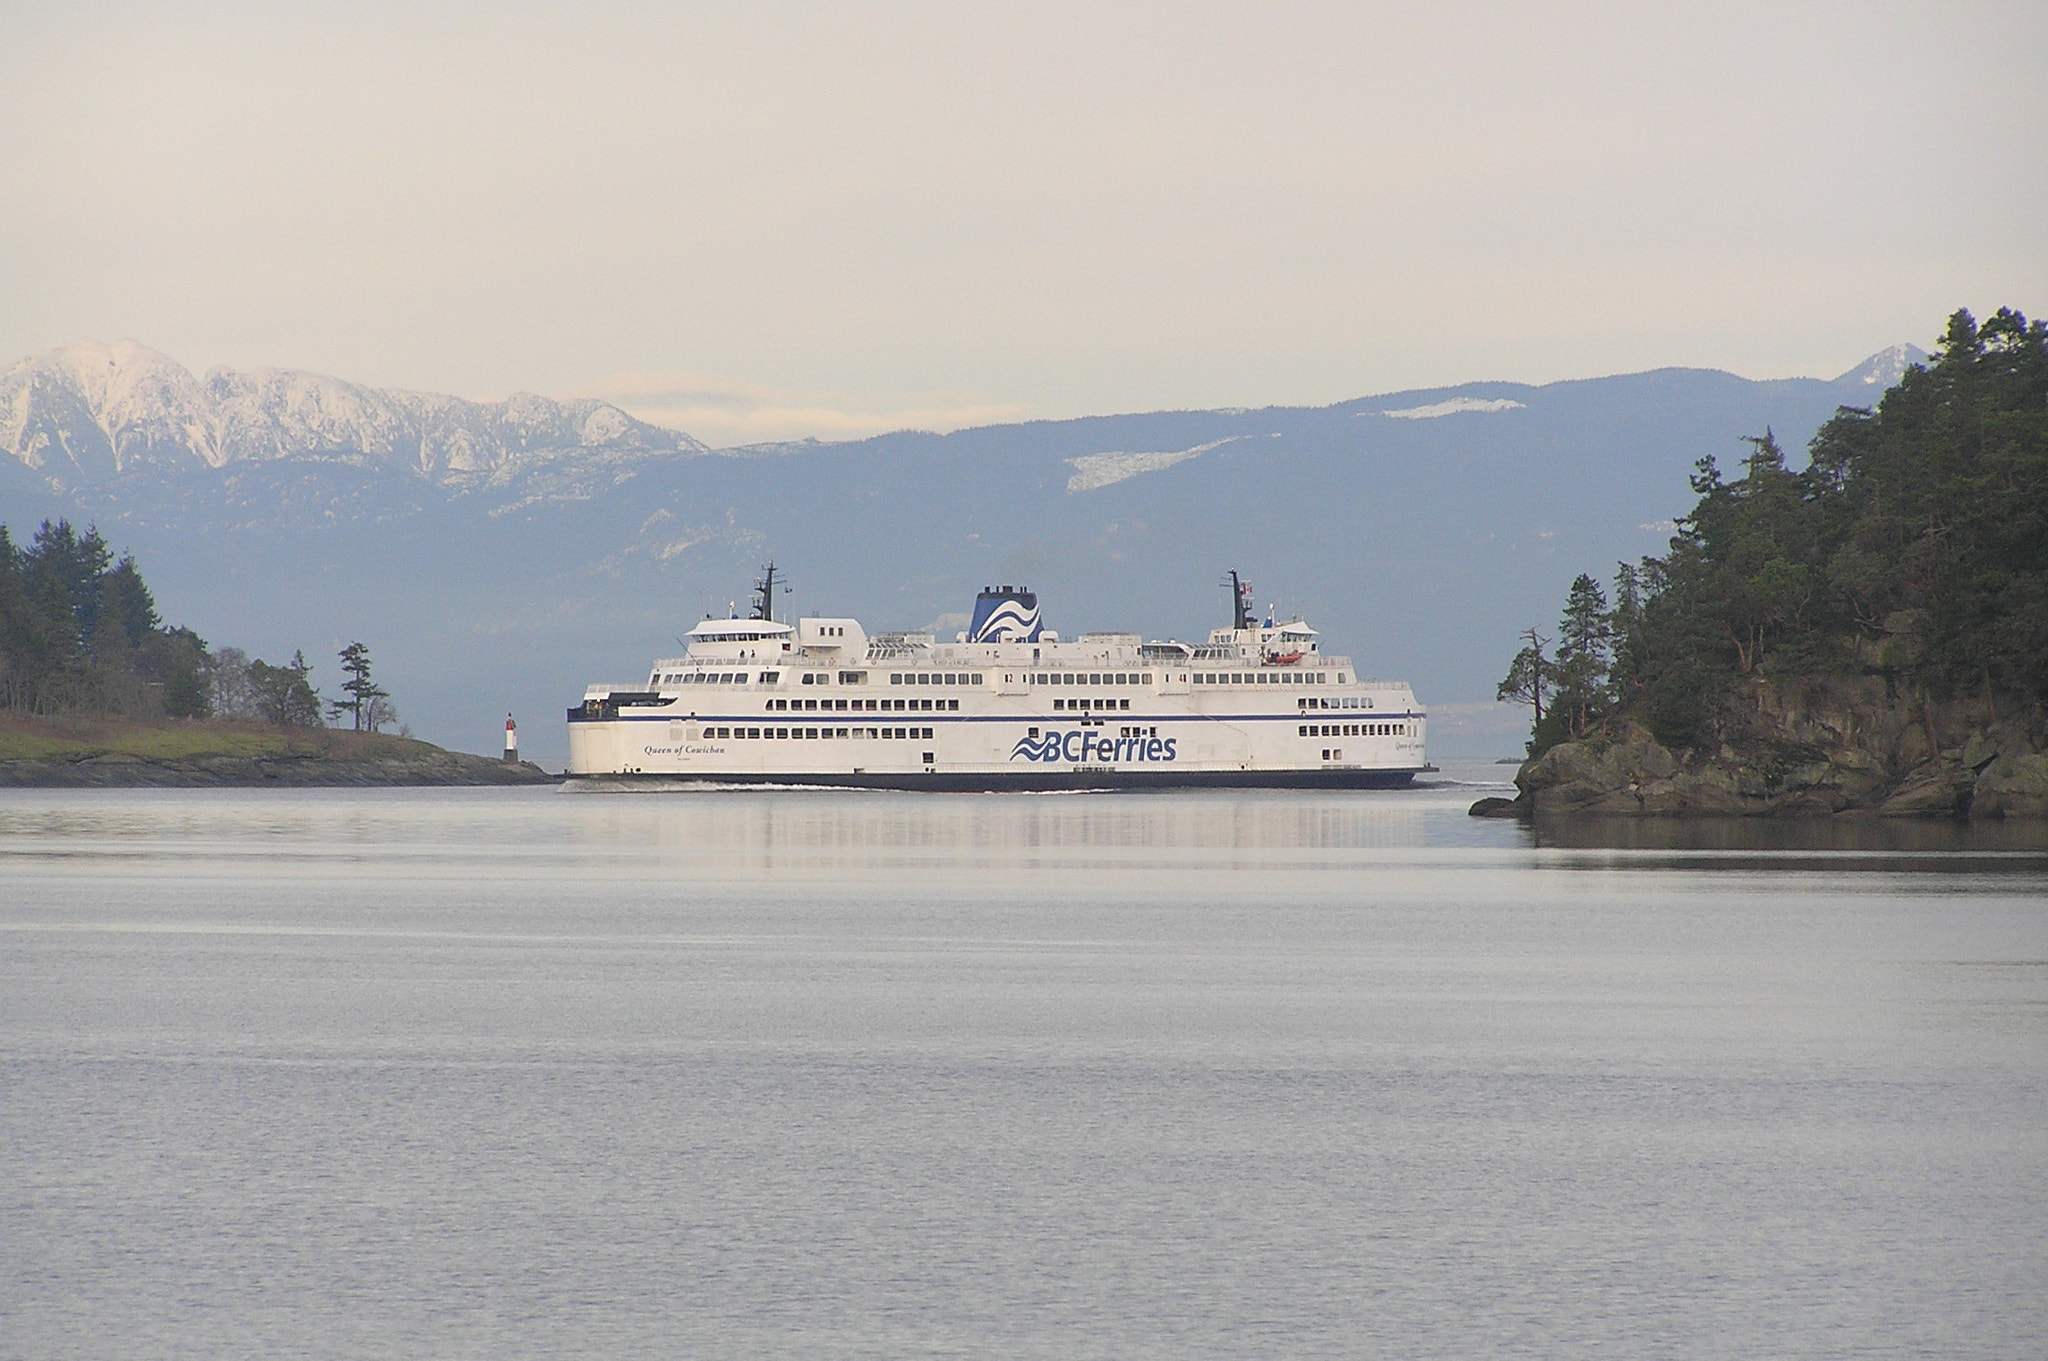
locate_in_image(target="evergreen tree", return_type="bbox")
[1496,627,1551,736]
[1552,574,1610,739]
[250,651,324,727]
[328,641,391,732]
[1502,304,2048,753]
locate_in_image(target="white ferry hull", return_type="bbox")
[566,576,1425,790]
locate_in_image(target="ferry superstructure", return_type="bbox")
[566,568,1426,789]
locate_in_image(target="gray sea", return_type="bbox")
[4,763,2046,1359]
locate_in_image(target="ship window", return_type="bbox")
[948,700,960,711]
[1054,699,1064,711]
[971,674,983,685]
[1322,749,1330,760]
[923,751,934,763]
[1028,727,1039,738]
[890,673,902,685]
[747,727,760,739]
[760,672,777,683]
[1298,725,1307,736]
[839,671,866,685]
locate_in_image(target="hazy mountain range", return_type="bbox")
[1,339,1929,763]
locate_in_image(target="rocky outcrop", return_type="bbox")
[1498,680,2048,819]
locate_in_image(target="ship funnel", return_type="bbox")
[968,585,1042,643]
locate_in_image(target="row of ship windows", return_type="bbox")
[658,671,778,686]
[1302,696,1381,710]
[1301,723,1411,737]
[653,668,1361,692]
[1197,672,1346,686]
[1033,672,1146,686]
[1053,698,1132,711]
[698,726,934,741]
[768,698,958,712]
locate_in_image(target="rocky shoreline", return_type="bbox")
[0,717,557,788]
[1474,681,2048,821]
[0,750,557,788]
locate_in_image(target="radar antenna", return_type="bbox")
[1224,568,1255,631]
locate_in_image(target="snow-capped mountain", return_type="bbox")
[1834,343,1929,391]
[0,338,1924,765]
[0,340,707,489]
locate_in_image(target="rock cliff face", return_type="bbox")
[1510,679,2048,819]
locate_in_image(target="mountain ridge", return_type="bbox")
[0,339,1927,764]
[1,340,708,489]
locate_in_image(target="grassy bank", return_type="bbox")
[0,714,551,787]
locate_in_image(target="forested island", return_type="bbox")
[0,522,547,786]
[1484,308,2047,820]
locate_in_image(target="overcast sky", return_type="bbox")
[3,2,2043,444]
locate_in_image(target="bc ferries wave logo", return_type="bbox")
[968,586,1042,643]
[1011,730,1178,764]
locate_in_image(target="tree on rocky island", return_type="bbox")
[0,519,210,718]
[1495,627,1551,733]
[1502,304,2048,761]
[329,641,394,733]
[249,651,324,727]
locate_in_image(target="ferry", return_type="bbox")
[566,567,1426,789]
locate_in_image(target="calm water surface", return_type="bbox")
[4,767,2045,1358]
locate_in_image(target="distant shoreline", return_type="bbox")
[0,715,554,788]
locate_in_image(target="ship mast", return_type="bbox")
[750,562,783,623]
[1225,568,1254,631]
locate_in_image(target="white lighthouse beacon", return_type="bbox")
[503,713,518,764]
